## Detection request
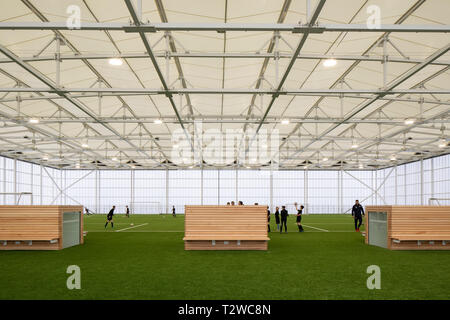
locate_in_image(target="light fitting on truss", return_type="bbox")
[108,58,123,66]
[323,58,337,67]
[439,124,447,148]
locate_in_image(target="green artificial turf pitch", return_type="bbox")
[1,214,449,300]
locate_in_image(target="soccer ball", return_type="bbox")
[130,223,134,226]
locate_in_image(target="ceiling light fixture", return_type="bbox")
[404,119,415,125]
[108,58,123,66]
[323,58,337,67]
[439,139,447,148]
[28,118,39,124]
[154,119,163,124]
[281,119,290,125]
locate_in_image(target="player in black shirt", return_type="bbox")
[172,206,176,217]
[280,206,288,233]
[125,205,130,218]
[352,200,365,232]
[267,206,271,232]
[295,203,305,232]
[104,206,115,229]
[274,206,280,231]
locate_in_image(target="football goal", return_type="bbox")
[0,192,33,205]
[132,202,163,214]
[428,198,450,206]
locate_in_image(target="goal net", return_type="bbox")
[132,202,162,214]
[0,192,33,205]
[428,198,450,206]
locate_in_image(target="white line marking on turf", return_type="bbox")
[303,223,355,225]
[87,230,361,233]
[87,230,183,233]
[302,224,329,232]
[115,223,148,232]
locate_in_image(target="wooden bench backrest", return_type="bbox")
[184,205,269,241]
[0,206,83,243]
[366,206,450,241]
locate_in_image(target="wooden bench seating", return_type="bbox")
[184,205,269,250]
[392,235,450,241]
[0,205,83,250]
[365,206,450,250]
[184,236,270,241]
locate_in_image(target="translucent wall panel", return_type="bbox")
[423,158,433,205]
[396,164,407,205]
[3,157,15,204]
[168,170,201,213]
[237,170,270,207]
[41,167,60,205]
[16,161,32,204]
[203,170,219,205]
[99,170,131,214]
[375,170,385,205]
[374,167,396,205]
[0,158,41,205]
[219,170,236,204]
[342,170,375,212]
[32,164,41,204]
[383,167,396,205]
[65,170,97,211]
[0,157,7,204]
[0,157,4,204]
[273,170,303,213]
[434,154,450,202]
[134,170,165,213]
[1,154,449,213]
[309,170,339,213]
[405,160,421,204]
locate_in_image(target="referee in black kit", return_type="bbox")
[352,200,365,232]
[280,206,288,233]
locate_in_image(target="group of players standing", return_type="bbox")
[267,203,305,233]
[226,200,304,233]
